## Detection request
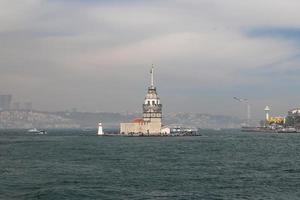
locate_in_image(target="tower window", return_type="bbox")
[148,101,150,105]
[152,101,155,105]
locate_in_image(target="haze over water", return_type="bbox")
[1,129,300,199]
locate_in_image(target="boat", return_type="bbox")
[169,126,200,136]
[242,126,299,133]
[277,127,297,133]
[27,128,47,135]
[241,126,276,133]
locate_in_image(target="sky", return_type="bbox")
[1,0,300,120]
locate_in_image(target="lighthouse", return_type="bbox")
[264,106,270,121]
[97,123,104,135]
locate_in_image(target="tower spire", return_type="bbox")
[150,64,154,88]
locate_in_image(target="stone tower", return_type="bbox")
[143,65,162,123]
[120,65,162,135]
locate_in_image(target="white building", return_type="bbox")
[120,66,162,135]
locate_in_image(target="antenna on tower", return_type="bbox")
[150,64,154,88]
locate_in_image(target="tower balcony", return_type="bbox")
[143,104,162,113]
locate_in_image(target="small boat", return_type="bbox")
[277,127,297,133]
[241,126,276,133]
[27,128,47,135]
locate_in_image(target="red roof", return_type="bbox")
[132,118,144,123]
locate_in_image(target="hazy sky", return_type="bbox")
[1,0,300,120]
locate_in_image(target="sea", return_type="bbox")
[1,129,300,200]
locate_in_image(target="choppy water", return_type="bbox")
[1,129,300,200]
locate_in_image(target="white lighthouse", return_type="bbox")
[264,106,270,121]
[97,122,104,135]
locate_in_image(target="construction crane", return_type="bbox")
[234,97,251,126]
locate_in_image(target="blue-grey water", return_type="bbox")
[1,129,300,200]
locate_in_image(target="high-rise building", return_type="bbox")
[0,95,12,110]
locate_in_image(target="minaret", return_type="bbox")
[143,65,162,123]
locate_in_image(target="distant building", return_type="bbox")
[120,66,162,135]
[267,117,285,125]
[0,95,12,110]
[285,108,300,128]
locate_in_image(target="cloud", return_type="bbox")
[247,27,300,41]
[1,0,300,118]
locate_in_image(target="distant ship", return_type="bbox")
[241,126,269,132]
[168,126,200,136]
[241,126,298,133]
[27,128,47,135]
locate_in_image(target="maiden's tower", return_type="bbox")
[120,66,163,135]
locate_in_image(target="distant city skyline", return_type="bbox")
[1,0,300,120]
